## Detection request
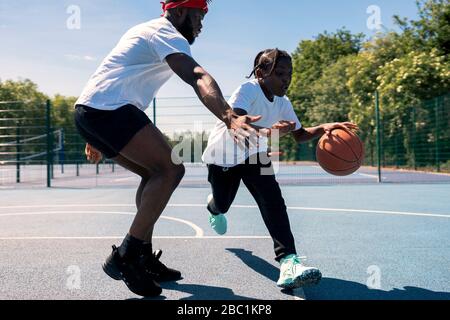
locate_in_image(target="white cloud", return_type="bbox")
[83,55,96,61]
[64,54,97,62]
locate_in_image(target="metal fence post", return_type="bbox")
[435,97,440,172]
[46,100,52,188]
[412,106,417,171]
[16,127,20,183]
[375,91,382,183]
[60,128,65,174]
[395,130,399,169]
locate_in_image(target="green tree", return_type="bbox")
[310,55,355,124]
[289,29,364,126]
[394,0,450,55]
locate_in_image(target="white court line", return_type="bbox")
[114,177,138,182]
[0,236,271,240]
[357,173,379,179]
[171,204,449,219]
[163,216,204,238]
[0,204,448,219]
[306,167,379,179]
[0,211,204,238]
[287,206,450,219]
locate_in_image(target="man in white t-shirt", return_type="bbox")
[74,0,261,297]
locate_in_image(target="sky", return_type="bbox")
[0,0,420,98]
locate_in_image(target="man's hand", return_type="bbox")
[227,112,262,148]
[322,122,359,135]
[272,120,297,136]
[85,143,103,164]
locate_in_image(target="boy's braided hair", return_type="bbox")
[247,48,291,79]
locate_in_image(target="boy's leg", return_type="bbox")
[207,164,242,215]
[206,164,242,235]
[241,162,297,262]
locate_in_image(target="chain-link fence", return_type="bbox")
[1,93,449,188]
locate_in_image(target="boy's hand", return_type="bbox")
[322,122,359,135]
[272,120,297,135]
[85,143,103,164]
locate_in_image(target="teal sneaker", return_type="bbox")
[277,254,322,289]
[207,194,227,235]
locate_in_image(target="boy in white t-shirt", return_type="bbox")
[202,49,358,289]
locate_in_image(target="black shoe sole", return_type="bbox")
[103,261,162,297]
[105,258,182,283]
[102,260,123,281]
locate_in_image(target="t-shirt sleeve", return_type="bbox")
[150,27,192,62]
[228,82,257,113]
[282,98,302,130]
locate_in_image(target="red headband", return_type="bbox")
[161,0,209,15]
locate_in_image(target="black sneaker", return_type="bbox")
[102,245,162,297]
[142,248,182,282]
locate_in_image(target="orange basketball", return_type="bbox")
[316,129,365,176]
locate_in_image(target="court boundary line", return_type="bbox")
[0,210,273,240]
[0,211,205,238]
[0,236,272,240]
[0,204,448,219]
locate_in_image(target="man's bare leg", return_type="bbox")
[112,155,156,242]
[112,148,180,281]
[116,124,184,240]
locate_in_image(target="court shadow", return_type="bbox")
[226,248,279,282]
[226,248,450,300]
[160,282,254,300]
[304,278,450,300]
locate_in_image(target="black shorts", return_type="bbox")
[74,104,152,159]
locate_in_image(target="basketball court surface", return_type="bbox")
[0,163,449,300]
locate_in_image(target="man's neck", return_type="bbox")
[165,14,179,30]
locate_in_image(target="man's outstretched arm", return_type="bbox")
[166,53,261,141]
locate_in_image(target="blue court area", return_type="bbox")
[0,164,449,300]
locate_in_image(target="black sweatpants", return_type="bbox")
[207,154,297,262]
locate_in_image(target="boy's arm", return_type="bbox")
[292,126,325,143]
[292,122,359,143]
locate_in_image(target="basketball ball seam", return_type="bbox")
[334,132,361,162]
[317,143,358,164]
